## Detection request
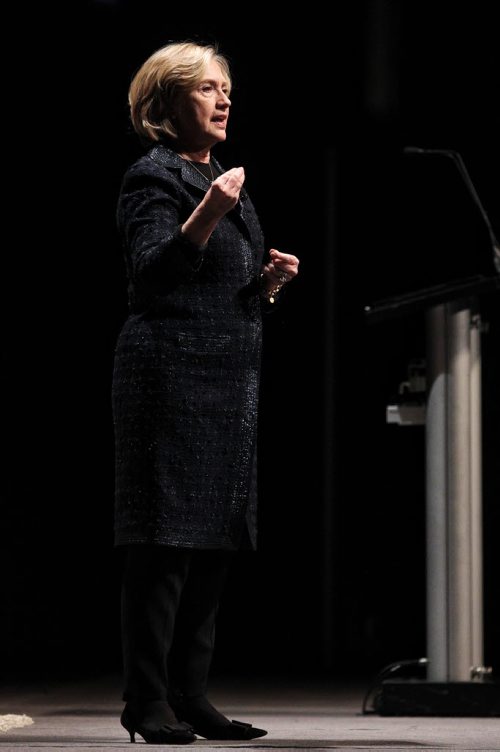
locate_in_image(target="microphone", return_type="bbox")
[404,146,500,273]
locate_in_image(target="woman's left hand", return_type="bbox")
[261,248,300,287]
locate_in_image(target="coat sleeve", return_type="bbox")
[117,164,204,294]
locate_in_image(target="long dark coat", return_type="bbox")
[112,144,265,550]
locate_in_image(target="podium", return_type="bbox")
[364,149,500,715]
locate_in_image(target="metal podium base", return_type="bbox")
[376,679,500,716]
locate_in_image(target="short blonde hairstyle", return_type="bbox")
[128,41,232,143]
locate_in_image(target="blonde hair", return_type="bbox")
[128,41,231,143]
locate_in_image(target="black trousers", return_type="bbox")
[121,545,233,702]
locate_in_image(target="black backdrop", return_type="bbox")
[3,2,499,684]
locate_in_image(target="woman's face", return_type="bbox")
[175,59,231,150]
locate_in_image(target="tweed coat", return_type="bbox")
[112,144,265,549]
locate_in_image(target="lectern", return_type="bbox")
[364,148,500,715]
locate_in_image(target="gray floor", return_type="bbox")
[0,674,499,751]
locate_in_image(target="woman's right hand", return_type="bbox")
[202,167,245,218]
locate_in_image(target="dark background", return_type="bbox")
[4,1,499,686]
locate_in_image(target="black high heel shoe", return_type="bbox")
[169,692,267,741]
[120,701,196,744]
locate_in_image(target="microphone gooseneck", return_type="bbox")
[404,145,500,272]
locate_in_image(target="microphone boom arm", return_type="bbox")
[404,146,500,273]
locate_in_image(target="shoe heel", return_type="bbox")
[120,708,136,743]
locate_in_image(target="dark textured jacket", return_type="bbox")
[112,144,265,549]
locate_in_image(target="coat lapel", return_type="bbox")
[148,144,208,194]
[210,155,259,247]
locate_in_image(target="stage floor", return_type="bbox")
[0,674,498,750]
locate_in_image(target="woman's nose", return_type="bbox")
[218,90,231,107]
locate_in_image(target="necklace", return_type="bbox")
[187,159,215,183]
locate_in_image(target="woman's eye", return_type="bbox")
[201,85,213,93]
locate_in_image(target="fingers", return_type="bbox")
[268,248,299,280]
[262,263,275,276]
[262,263,293,284]
[217,166,245,190]
[226,166,245,180]
[269,248,296,264]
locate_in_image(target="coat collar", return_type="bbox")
[147,143,216,194]
[147,143,249,203]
